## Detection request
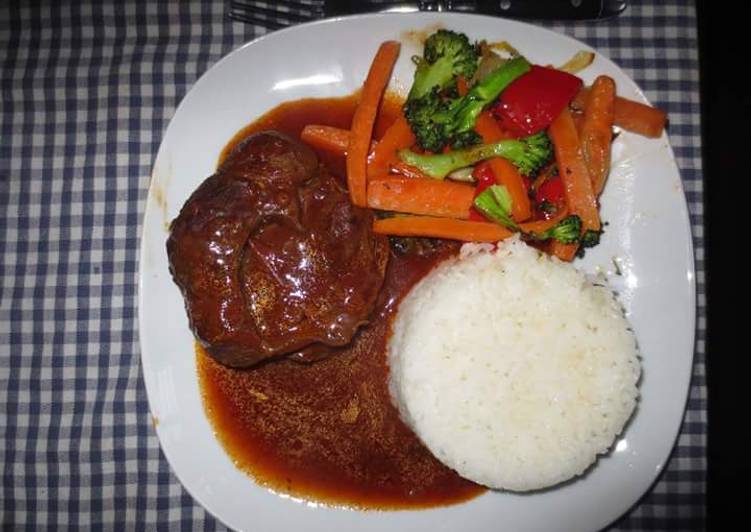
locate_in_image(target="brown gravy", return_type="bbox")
[197,94,485,509]
[219,92,402,175]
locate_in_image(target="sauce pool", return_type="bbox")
[197,94,485,509]
[219,92,402,175]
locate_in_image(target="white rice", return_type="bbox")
[388,236,640,492]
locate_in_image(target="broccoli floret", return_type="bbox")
[398,131,553,179]
[575,229,603,258]
[580,229,601,248]
[473,193,593,249]
[404,49,530,152]
[473,185,518,230]
[538,200,557,215]
[408,30,480,101]
[451,129,482,150]
[529,215,582,244]
[527,218,604,251]
[436,56,531,141]
[403,89,451,153]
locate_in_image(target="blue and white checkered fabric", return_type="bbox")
[0,1,704,529]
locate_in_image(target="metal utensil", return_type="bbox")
[228,1,628,29]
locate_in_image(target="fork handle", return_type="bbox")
[324,0,627,19]
[324,1,435,16]
[473,0,626,20]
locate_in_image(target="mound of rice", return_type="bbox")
[388,237,640,492]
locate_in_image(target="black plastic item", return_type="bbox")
[697,0,748,529]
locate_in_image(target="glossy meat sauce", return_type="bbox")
[197,94,485,508]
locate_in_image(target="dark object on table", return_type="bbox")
[227,1,628,29]
[166,131,389,368]
[698,2,747,529]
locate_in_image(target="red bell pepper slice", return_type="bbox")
[535,175,566,219]
[492,65,583,136]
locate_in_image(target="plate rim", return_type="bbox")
[137,11,697,532]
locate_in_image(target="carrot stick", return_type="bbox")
[367,177,475,219]
[347,41,401,207]
[548,108,600,261]
[474,111,532,222]
[456,76,469,97]
[367,115,415,180]
[373,212,573,243]
[301,125,351,154]
[549,108,600,231]
[549,240,579,262]
[572,87,666,138]
[300,125,378,157]
[373,215,514,242]
[580,76,616,196]
[527,209,574,260]
[572,110,585,136]
[611,96,667,138]
[520,208,570,234]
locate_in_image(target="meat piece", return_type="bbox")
[167,131,389,367]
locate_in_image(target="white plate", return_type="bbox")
[139,13,695,532]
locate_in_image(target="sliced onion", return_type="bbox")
[447,167,475,183]
[488,41,522,58]
[472,52,508,85]
[557,51,595,74]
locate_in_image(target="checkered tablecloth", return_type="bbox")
[0,1,705,529]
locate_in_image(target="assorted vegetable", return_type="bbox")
[528,215,582,244]
[492,65,582,136]
[347,40,401,207]
[305,30,667,261]
[547,107,601,260]
[367,177,474,219]
[474,111,531,221]
[407,29,480,101]
[301,124,353,154]
[579,76,616,196]
[557,50,595,75]
[373,211,572,243]
[571,86,667,138]
[404,55,530,152]
[374,215,513,242]
[473,184,517,229]
[473,184,583,245]
[368,115,415,180]
[398,131,552,179]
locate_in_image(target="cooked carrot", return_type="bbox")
[474,111,532,222]
[572,87,666,138]
[548,108,600,261]
[301,124,351,154]
[549,108,600,230]
[373,215,514,242]
[456,75,469,97]
[367,115,415,180]
[474,111,513,140]
[367,177,475,219]
[301,124,378,157]
[520,208,570,234]
[572,110,585,136]
[580,76,616,196]
[390,161,434,180]
[611,96,667,138]
[347,41,401,206]
[549,240,579,262]
[373,212,573,243]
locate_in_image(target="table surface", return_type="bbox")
[0,1,705,529]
